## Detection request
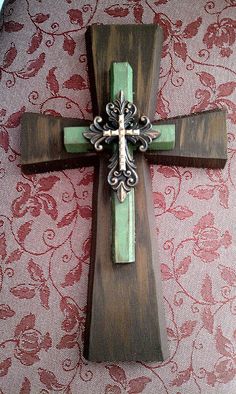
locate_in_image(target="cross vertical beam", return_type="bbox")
[84,24,169,361]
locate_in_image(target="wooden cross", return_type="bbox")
[21,25,227,362]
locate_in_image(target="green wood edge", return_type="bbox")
[64,126,90,153]
[110,62,135,263]
[149,124,175,150]
[112,190,135,263]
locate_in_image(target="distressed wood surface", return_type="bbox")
[86,24,163,119]
[147,110,227,168]
[21,113,95,174]
[86,154,168,361]
[84,24,169,361]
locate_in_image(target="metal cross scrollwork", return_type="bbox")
[83,91,160,202]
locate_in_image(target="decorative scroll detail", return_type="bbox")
[83,91,160,202]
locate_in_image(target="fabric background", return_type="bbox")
[0,0,236,393]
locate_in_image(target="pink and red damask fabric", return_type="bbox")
[0,0,236,393]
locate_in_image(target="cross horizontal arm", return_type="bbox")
[21,113,95,174]
[21,110,226,175]
[146,110,227,168]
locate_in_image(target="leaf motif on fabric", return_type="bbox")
[63,36,76,56]
[133,5,144,24]
[191,89,211,112]
[214,357,236,383]
[79,171,93,186]
[46,67,59,95]
[0,129,9,153]
[36,175,60,192]
[153,192,166,210]
[105,385,122,394]
[180,320,197,338]
[61,262,82,288]
[219,265,236,286]
[174,41,187,62]
[160,263,173,280]
[17,221,33,243]
[10,284,36,299]
[19,377,31,394]
[201,274,215,303]
[39,284,50,309]
[6,249,23,264]
[16,53,45,79]
[56,333,77,349]
[105,365,127,386]
[193,212,214,235]
[215,327,234,357]
[197,72,216,90]
[2,43,17,68]
[0,304,15,320]
[175,256,191,277]
[40,193,58,220]
[78,205,92,219]
[57,209,77,228]
[0,233,7,260]
[167,327,177,339]
[67,9,83,25]
[127,376,152,394]
[171,367,191,387]
[202,307,214,334]
[105,6,130,18]
[31,13,50,23]
[157,91,170,118]
[63,74,87,90]
[154,0,168,5]
[4,21,24,32]
[27,30,43,54]
[14,313,35,337]
[169,206,193,220]
[157,166,178,178]
[217,81,236,98]
[38,368,65,390]
[182,17,202,39]
[5,106,26,128]
[188,185,215,200]
[218,185,229,208]
[0,358,12,377]
[82,237,91,261]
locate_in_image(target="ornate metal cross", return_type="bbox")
[84,90,160,202]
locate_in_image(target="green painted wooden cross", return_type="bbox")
[64,62,175,264]
[21,24,227,362]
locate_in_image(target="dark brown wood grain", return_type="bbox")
[83,24,170,361]
[86,24,163,119]
[21,113,96,174]
[85,154,168,361]
[147,109,227,168]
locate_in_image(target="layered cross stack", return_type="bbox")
[21,25,227,362]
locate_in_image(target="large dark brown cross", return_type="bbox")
[21,25,227,362]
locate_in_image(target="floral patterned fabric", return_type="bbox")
[0,0,236,393]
